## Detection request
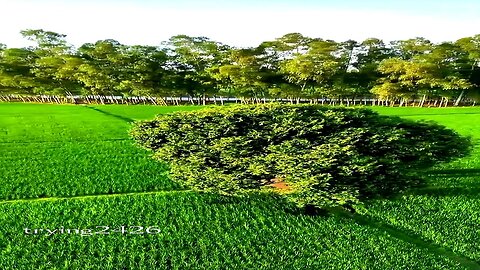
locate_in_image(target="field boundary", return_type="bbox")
[0,190,192,205]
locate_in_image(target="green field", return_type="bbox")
[1,103,480,269]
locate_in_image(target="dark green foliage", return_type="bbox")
[131,104,471,208]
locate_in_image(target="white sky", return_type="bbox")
[0,0,479,48]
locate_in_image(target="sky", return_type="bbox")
[0,0,479,48]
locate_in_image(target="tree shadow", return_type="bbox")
[409,186,480,197]
[399,112,480,117]
[403,168,480,197]
[331,209,480,269]
[83,106,135,123]
[426,168,480,177]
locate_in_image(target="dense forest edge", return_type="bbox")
[1,30,479,106]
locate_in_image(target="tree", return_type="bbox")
[373,38,435,105]
[353,38,394,93]
[0,47,38,95]
[116,45,169,98]
[131,104,471,210]
[280,39,342,100]
[19,29,81,96]
[164,35,230,103]
[75,39,127,96]
[455,35,480,102]
[423,42,473,105]
[373,42,473,106]
[210,48,270,102]
[20,29,70,56]
[372,57,434,104]
[268,33,312,59]
[391,37,433,60]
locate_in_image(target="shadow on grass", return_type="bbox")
[199,181,480,268]
[224,190,480,270]
[409,186,480,197]
[395,112,480,117]
[408,168,480,197]
[83,106,135,123]
[426,168,480,177]
[331,209,480,270]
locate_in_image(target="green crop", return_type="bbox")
[0,192,465,270]
[0,103,479,269]
[0,104,196,200]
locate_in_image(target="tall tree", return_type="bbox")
[372,57,434,104]
[116,45,169,98]
[391,37,433,60]
[165,35,230,103]
[20,29,81,96]
[210,48,270,102]
[423,42,472,105]
[280,39,343,100]
[76,39,127,96]
[455,35,480,102]
[0,47,38,95]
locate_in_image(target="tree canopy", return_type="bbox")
[130,104,471,209]
[1,29,480,105]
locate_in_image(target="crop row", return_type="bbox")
[0,140,180,200]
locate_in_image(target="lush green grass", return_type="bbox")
[0,192,465,270]
[365,106,480,263]
[1,103,480,269]
[0,104,193,200]
[0,104,127,142]
[0,141,181,199]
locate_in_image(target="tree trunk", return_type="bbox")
[149,96,158,105]
[419,94,426,107]
[454,90,465,106]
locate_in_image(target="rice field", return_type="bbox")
[1,103,479,269]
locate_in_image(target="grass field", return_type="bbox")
[1,103,479,269]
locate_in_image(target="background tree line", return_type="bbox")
[1,29,479,106]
